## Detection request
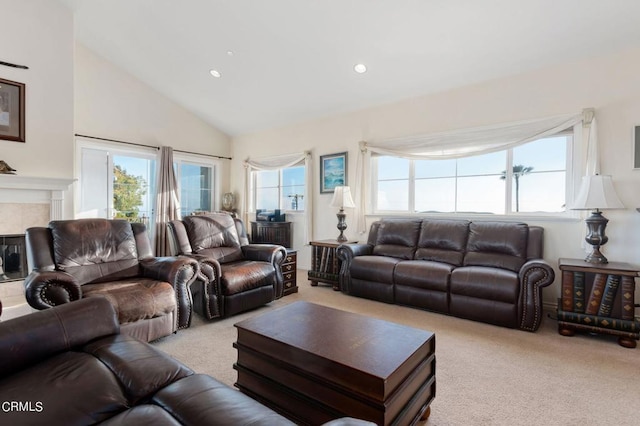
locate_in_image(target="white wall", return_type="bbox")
[3,2,232,221]
[74,43,232,213]
[231,47,640,307]
[0,0,75,215]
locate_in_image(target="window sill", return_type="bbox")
[367,212,580,223]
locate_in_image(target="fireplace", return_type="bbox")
[0,174,74,319]
[0,234,27,283]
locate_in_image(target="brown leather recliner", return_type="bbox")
[24,218,199,342]
[168,213,286,319]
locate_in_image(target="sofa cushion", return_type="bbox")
[183,214,243,263]
[351,255,403,284]
[463,222,529,272]
[50,219,140,285]
[394,260,454,292]
[220,260,276,295]
[152,374,296,425]
[450,266,520,303]
[83,279,177,324]
[0,351,128,425]
[373,219,422,259]
[83,334,193,404]
[100,404,183,425]
[415,219,470,266]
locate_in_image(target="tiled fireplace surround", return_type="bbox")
[0,175,74,319]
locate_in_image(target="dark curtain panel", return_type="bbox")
[154,146,180,256]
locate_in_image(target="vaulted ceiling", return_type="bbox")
[59,0,640,136]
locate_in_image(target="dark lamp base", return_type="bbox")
[583,210,609,264]
[336,209,348,243]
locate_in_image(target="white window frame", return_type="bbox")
[75,139,157,221]
[251,164,306,213]
[371,132,575,218]
[173,152,220,215]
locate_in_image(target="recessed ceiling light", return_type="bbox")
[354,63,367,74]
[209,69,222,78]
[227,51,234,56]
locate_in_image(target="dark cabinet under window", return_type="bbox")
[250,222,292,248]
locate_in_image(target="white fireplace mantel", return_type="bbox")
[0,174,75,221]
[0,174,75,191]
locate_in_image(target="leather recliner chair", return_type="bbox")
[168,213,286,319]
[24,218,199,342]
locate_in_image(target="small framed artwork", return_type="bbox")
[634,125,640,169]
[320,151,347,193]
[0,78,25,143]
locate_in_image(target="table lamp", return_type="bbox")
[330,186,355,242]
[571,174,624,263]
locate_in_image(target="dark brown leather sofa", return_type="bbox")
[23,219,199,342]
[168,213,287,319]
[0,297,372,425]
[338,218,555,331]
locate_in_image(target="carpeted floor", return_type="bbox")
[153,270,640,425]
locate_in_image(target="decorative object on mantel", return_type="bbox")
[0,160,16,174]
[330,185,356,242]
[0,78,25,142]
[571,174,625,264]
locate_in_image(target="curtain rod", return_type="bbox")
[74,133,232,160]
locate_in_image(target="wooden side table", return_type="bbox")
[557,258,640,348]
[282,249,298,296]
[308,239,356,291]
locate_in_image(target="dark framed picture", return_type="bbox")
[320,151,347,193]
[0,78,25,143]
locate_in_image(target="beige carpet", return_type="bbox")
[153,271,640,425]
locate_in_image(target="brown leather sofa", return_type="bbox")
[168,213,286,319]
[338,218,555,331]
[0,297,373,425]
[23,219,199,342]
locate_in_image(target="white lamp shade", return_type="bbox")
[572,175,624,210]
[330,186,356,209]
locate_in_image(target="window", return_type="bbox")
[78,144,156,223]
[77,141,218,226]
[112,154,155,222]
[173,159,215,216]
[252,165,306,211]
[373,134,571,215]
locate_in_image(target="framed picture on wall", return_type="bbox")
[320,151,347,193]
[634,125,640,169]
[0,78,25,143]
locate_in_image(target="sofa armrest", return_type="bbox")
[242,244,286,265]
[0,297,119,378]
[140,256,200,329]
[242,244,287,298]
[518,259,555,331]
[24,270,82,309]
[336,243,373,294]
[179,254,223,319]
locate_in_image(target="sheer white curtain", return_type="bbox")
[154,146,181,256]
[243,151,313,243]
[355,109,593,233]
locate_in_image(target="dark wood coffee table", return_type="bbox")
[234,301,435,425]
